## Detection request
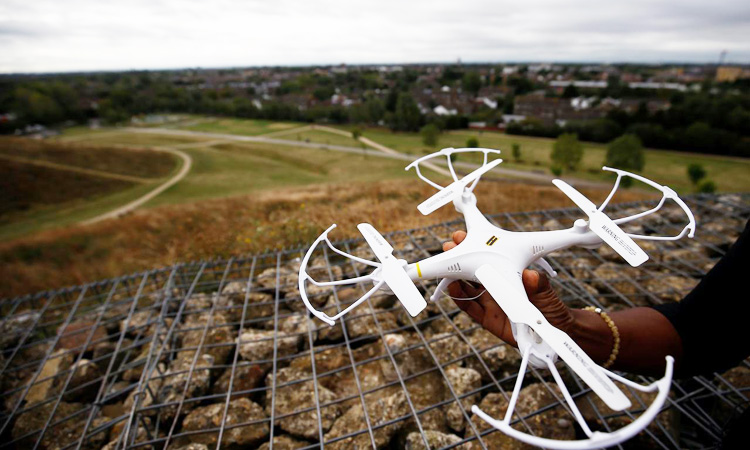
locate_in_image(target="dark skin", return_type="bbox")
[443,230,684,376]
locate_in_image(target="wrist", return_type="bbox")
[569,308,616,366]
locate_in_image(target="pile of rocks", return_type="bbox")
[1,194,747,449]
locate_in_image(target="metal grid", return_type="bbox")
[1,193,748,450]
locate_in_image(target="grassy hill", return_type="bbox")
[2,117,746,298]
[165,118,750,193]
[0,178,649,298]
[0,137,178,239]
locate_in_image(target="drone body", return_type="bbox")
[298,147,696,449]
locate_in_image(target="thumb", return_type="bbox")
[522,269,575,332]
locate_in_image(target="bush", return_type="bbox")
[351,128,361,140]
[551,165,563,176]
[420,123,440,147]
[698,180,717,193]
[606,134,645,172]
[687,163,707,185]
[466,137,479,148]
[551,133,584,172]
[512,143,521,162]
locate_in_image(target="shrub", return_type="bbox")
[687,163,707,185]
[551,165,563,176]
[551,133,584,172]
[420,123,440,147]
[512,143,521,162]
[466,137,479,148]
[698,180,717,193]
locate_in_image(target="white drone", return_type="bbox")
[298,147,696,449]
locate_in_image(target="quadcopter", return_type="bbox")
[298,147,696,449]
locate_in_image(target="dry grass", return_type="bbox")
[0,160,134,216]
[0,137,177,178]
[0,179,650,298]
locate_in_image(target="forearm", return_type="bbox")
[570,307,683,376]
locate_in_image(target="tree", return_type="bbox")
[561,84,579,98]
[551,133,584,171]
[687,163,707,185]
[391,93,422,131]
[606,134,645,172]
[462,71,482,96]
[466,137,479,148]
[421,124,439,147]
[512,143,521,162]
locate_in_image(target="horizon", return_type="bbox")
[2,0,749,74]
[2,59,748,77]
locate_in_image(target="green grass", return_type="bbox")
[145,141,414,207]
[0,182,159,240]
[179,118,304,136]
[287,129,361,148]
[343,127,750,193]
[53,129,419,210]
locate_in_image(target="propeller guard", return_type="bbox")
[297,224,384,326]
[598,167,696,241]
[472,349,675,450]
[405,147,501,194]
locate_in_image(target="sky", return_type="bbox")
[1,0,749,73]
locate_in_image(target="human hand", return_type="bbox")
[442,230,576,347]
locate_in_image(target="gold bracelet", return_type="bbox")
[583,306,620,369]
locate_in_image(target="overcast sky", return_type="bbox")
[1,0,749,73]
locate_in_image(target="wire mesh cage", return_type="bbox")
[1,193,748,450]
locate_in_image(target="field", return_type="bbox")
[181,117,302,136]
[1,116,747,298]
[167,118,750,193]
[347,127,750,193]
[0,138,178,239]
[0,178,649,298]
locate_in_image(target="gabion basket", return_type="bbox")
[1,193,748,450]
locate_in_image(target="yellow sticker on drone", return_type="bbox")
[486,236,498,246]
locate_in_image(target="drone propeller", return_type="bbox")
[475,265,632,411]
[357,223,427,317]
[552,179,649,267]
[416,158,502,215]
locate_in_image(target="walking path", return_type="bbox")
[132,126,605,188]
[0,153,152,184]
[80,147,192,225]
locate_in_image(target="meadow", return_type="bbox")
[167,118,750,193]
[1,116,747,297]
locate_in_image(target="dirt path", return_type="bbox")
[259,125,313,138]
[0,153,153,183]
[125,127,609,189]
[81,147,192,225]
[309,125,454,177]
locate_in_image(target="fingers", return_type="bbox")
[442,230,467,252]
[443,241,457,252]
[448,281,485,323]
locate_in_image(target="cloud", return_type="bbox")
[0,0,748,73]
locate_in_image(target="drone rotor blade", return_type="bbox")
[551,179,598,212]
[357,223,426,317]
[552,179,648,267]
[417,159,502,215]
[475,265,632,411]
